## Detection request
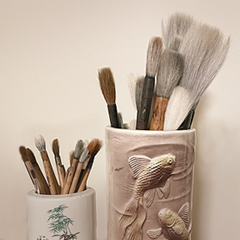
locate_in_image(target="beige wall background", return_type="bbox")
[0,1,239,240]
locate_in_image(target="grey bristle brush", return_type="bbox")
[150,49,184,130]
[164,21,230,130]
[162,12,194,50]
[98,67,121,128]
[136,36,163,130]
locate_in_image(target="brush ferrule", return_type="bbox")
[136,76,155,130]
[107,104,121,128]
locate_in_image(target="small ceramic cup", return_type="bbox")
[26,187,96,240]
[106,127,196,240]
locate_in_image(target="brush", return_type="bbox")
[61,140,84,194]
[98,67,121,128]
[164,21,230,130]
[136,36,162,130]
[150,49,184,130]
[52,139,66,191]
[77,138,102,192]
[19,146,35,186]
[26,147,51,194]
[35,135,60,195]
[162,12,194,50]
[69,142,90,193]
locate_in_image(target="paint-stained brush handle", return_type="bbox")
[136,76,155,130]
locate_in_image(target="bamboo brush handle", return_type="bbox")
[136,76,155,130]
[57,165,66,190]
[107,104,121,128]
[69,162,83,194]
[150,96,169,130]
[62,166,75,194]
[77,168,90,192]
[41,151,60,195]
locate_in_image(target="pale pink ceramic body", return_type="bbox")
[106,127,196,240]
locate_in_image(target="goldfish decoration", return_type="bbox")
[119,153,176,240]
[147,202,191,240]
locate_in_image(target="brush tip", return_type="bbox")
[74,140,84,159]
[146,36,163,77]
[98,67,116,105]
[19,146,27,162]
[35,135,46,152]
[52,138,60,156]
[87,138,103,157]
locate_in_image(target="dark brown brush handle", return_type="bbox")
[107,104,121,128]
[136,76,155,130]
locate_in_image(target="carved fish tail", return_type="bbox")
[119,197,139,239]
[126,198,146,240]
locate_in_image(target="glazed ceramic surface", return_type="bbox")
[26,187,96,240]
[106,127,196,240]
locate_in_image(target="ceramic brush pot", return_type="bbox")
[26,187,96,240]
[106,127,196,240]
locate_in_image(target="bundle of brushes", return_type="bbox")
[98,12,230,131]
[19,135,102,195]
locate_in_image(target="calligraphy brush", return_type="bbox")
[150,49,184,130]
[52,139,66,190]
[77,138,102,192]
[162,12,194,50]
[26,147,51,194]
[98,67,121,128]
[136,37,162,130]
[62,140,84,194]
[69,142,90,193]
[35,135,60,195]
[164,22,230,130]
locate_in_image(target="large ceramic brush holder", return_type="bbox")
[26,187,96,240]
[106,127,196,240]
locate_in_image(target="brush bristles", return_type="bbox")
[52,139,59,156]
[35,135,46,152]
[19,146,27,162]
[146,37,163,77]
[156,49,184,98]
[179,22,230,102]
[162,12,194,49]
[74,140,84,159]
[164,86,192,130]
[98,67,116,105]
[87,138,103,158]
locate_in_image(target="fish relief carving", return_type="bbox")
[119,153,176,240]
[147,202,191,240]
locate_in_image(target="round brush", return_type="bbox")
[98,67,121,128]
[136,37,163,130]
[150,49,184,130]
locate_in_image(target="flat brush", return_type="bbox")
[35,135,60,195]
[98,67,121,128]
[77,138,102,192]
[164,22,230,130]
[52,139,66,191]
[136,37,162,130]
[150,49,183,130]
[61,140,84,194]
[26,147,51,194]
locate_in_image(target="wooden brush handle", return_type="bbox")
[41,151,60,195]
[57,164,66,190]
[136,76,155,130]
[32,165,50,194]
[69,162,83,193]
[77,168,90,192]
[62,166,75,194]
[150,96,169,130]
